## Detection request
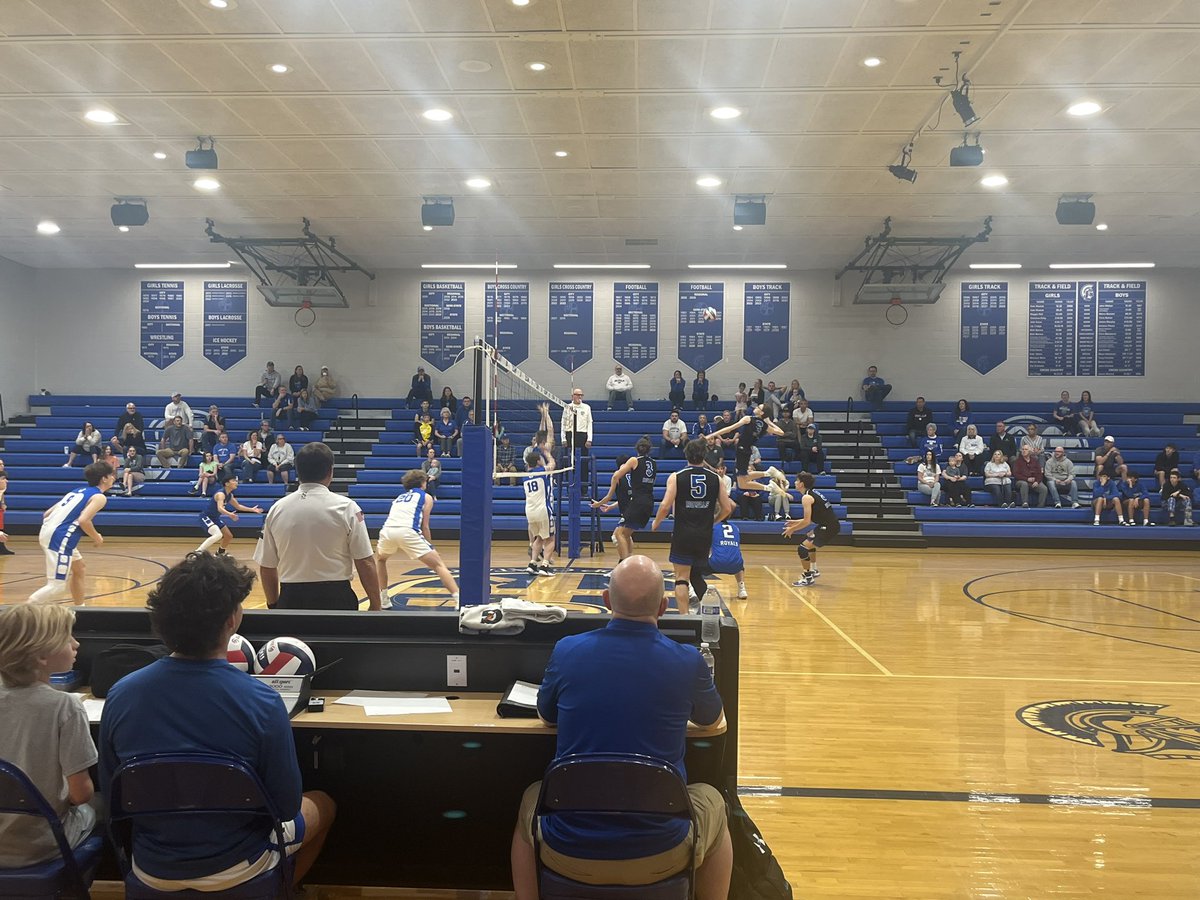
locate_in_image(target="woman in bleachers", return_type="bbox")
[1162,469,1194,526]
[984,450,1014,507]
[950,399,973,442]
[958,424,986,476]
[421,448,442,498]
[291,389,318,431]
[942,452,972,507]
[438,386,458,417]
[1078,390,1103,437]
[313,366,337,406]
[749,378,766,407]
[917,450,942,507]
[1051,390,1079,435]
[63,422,102,468]
[783,379,805,413]
[668,370,687,408]
[121,446,145,496]
[288,364,309,394]
[691,369,709,411]
[1020,423,1046,459]
[239,431,264,483]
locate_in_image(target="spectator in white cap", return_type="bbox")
[1094,435,1126,479]
[164,393,193,428]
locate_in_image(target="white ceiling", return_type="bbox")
[2,0,1200,271]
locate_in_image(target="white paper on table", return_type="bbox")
[333,690,431,708]
[82,699,105,723]
[361,697,453,716]
[507,681,541,706]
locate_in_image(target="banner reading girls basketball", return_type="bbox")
[548,282,593,373]
[140,280,184,370]
[612,282,659,372]
[420,281,465,372]
[742,282,789,373]
[203,281,247,370]
[484,281,530,364]
[678,282,724,370]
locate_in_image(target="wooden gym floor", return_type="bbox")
[4,537,1199,898]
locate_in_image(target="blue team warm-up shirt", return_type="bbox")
[99,658,302,880]
[709,521,744,574]
[536,620,723,859]
[1119,480,1148,501]
[1093,479,1119,501]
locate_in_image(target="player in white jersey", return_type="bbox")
[376,469,459,606]
[523,448,556,576]
[28,461,116,604]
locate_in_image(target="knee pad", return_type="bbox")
[796,546,810,561]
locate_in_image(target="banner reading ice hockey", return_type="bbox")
[678,282,724,371]
[420,281,465,372]
[742,282,789,373]
[959,282,1008,375]
[612,282,659,373]
[484,281,530,365]
[548,282,593,373]
[202,281,247,371]
[140,280,184,370]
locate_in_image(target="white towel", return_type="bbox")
[458,599,568,635]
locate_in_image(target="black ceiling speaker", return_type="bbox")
[1056,197,1096,225]
[733,196,766,226]
[111,200,149,227]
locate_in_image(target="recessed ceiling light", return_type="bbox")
[465,177,491,189]
[205,0,235,9]
[118,225,130,232]
[421,263,519,270]
[135,262,233,269]
[422,108,453,122]
[527,62,548,72]
[968,263,1022,270]
[84,108,118,124]
[554,150,569,158]
[1067,101,1102,117]
[696,176,722,188]
[269,63,290,74]
[861,57,884,68]
[709,107,742,120]
[732,225,743,231]
[153,151,167,160]
[423,225,433,232]
[980,174,1008,188]
[687,264,787,270]
[36,221,60,235]
[511,0,530,6]
[1048,262,1155,270]
[458,59,492,73]
[1095,223,1108,231]
[193,176,220,191]
[553,264,652,270]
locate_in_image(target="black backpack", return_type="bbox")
[90,643,170,698]
[725,781,794,900]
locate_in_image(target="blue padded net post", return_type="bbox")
[458,424,494,607]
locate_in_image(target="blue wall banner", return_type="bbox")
[1028,282,1077,377]
[959,282,1008,375]
[548,282,594,373]
[742,282,789,372]
[1076,281,1098,377]
[420,281,465,372]
[678,282,724,371]
[612,282,659,373]
[484,281,530,365]
[1096,281,1146,376]
[202,281,247,371]
[140,280,184,371]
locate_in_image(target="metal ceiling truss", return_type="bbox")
[836,216,993,294]
[204,217,375,303]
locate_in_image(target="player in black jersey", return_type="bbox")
[783,471,841,586]
[652,439,732,612]
[592,437,656,562]
[706,404,785,491]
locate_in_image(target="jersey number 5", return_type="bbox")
[690,473,708,499]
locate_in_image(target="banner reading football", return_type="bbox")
[678,282,724,371]
[612,282,659,373]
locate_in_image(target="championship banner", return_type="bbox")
[420,281,465,372]
[612,282,658,373]
[140,280,184,370]
[203,281,247,370]
[548,282,593,373]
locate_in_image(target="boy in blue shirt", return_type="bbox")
[1092,472,1125,525]
[707,520,747,600]
[1119,471,1153,527]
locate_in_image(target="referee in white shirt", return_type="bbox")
[560,388,593,455]
[254,442,383,611]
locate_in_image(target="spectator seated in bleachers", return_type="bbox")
[1077,390,1102,437]
[1020,422,1046,460]
[212,432,237,482]
[987,420,1017,462]
[767,470,791,521]
[958,424,986,476]
[799,424,825,475]
[775,416,799,465]
[1120,471,1153,526]
[764,380,785,419]
[783,379,805,416]
[64,422,102,468]
[905,397,933,447]
[239,432,265,483]
[660,409,686,460]
[200,405,226,453]
[942,452,972,507]
[110,402,147,460]
[1051,391,1079,435]
[1013,445,1048,508]
[984,450,1014,507]
[405,367,432,409]
[164,393,194,430]
[606,365,634,411]
[270,385,292,425]
[190,452,218,497]
[155,415,193,469]
[919,423,941,460]
[691,369,710,412]
[1092,471,1125,525]
[861,365,891,410]
[950,399,974,442]
[917,450,941,507]
[668,370,686,408]
[1045,446,1080,508]
[791,397,814,430]
[1162,470,1194,526]
[288,365,309,395]
[421,448,442,498]
[1094,435,1126,479]
[266,435,294,486]
[415,414,435,456]
[435,408,458,458]
[291,389,319,431]
[121,446,145,496]
[438,386,458,417]
[1154,443,1180,488]
[313,366,337,407]
[495,435,518,486]
[253,361,281,407]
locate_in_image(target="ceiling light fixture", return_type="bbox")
[192,176,220,191]
[980,174,1008,188]
[186,136,218,169]
[1095,223,1109,231]
[709,106,742,120]
[423,225,433,232]
[687,264,787,270]
[949,52,979,126]
[1057,195,1095,225]
[465,177,491,189]
[888,143,917,183]
[511,0,530,6]
[968,263,1022,270]
[421,196,454,228]
[36,221,60,235]
[734,195,766,226]
[421,263,518,270]
[1067,100,1102,117]
[553,264,651,270]
[207,0,230,8]
[696,176,722,188]
[269,63,290,74]
[84,108,118,124]
[1048,262,1155,270]
[135,262,233,269]
[111,199,149,227]
[119,226,130,232]
[732,225,743,231]
[862,57,883,68]
[554,150,569,158]
[527,62,548,72]
[422,108,453,122]
[153,151,167,160]
[949,133,984,167]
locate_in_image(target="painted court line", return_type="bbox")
[765,567,892,676]
[742,670,1200,686]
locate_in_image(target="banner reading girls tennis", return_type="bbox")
[678,282,724,370]
[140,280,184,370]
[548,282,593,373]
[420,281,465,372]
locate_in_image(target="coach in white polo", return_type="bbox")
[254,442,382,611]
[560,388,593,454]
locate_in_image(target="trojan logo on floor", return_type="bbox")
[1017,700,1200,761]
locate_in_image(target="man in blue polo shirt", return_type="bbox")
[510,554,732,899]
[98,553,335,892]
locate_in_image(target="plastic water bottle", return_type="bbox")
[699,642,715,679]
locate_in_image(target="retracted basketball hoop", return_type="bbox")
[885,295,908,326]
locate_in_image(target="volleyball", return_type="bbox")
[702,307,719,321]
[226,633,259,673]
[256,636,317,676]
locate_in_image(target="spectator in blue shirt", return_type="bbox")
[861,365,891,410]
[98,553,335,892]
[1051,390,1079,435]
[435,409,459,457]
[950,399,973,441]
[1092,471,1125,525]
[1119,471,1153,527]
[212,432,237,481]
[455,396,474,430]
[511,555,731,899]
[691,369,710,411]
[920,423,941,460]
[668,370,687,408]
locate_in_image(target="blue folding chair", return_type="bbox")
[0,758,104,900]
[107,752,293,900]
[533,753,697,900]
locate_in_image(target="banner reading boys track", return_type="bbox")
[420,281,465,372]
[959,282,1008,375]
[612,282,659,373]
[548,282,593,373]
[742,282,789,372]
[484,281,530,365]
[678,282,724,371]
[202,281,247,371]
[140,280,184,370]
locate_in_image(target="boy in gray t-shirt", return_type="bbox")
[0,605,99,867]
